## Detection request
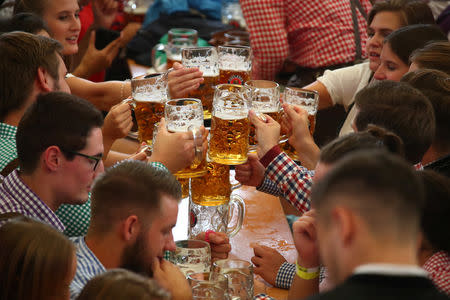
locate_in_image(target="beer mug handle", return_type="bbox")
[226,194,245,238]
[151,43,166,73]
[189,126,203,166]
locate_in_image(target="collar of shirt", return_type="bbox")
[0,122,17,139]
[1,170,65,232]
[353,263,428,278]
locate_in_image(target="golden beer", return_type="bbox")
[219,69,251,85]
[191,162,231,206]
[188,75,219,119]
[134,100,165,144]
[175,155,207,179]
[209,114,250,165]
[166,57,182,70]
[178,178,190,199]
[249,110,282,146]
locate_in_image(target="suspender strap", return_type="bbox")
[349,0,368,62]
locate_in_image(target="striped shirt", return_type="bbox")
[70,236,106,299]
[0,169,65,231]
[0,123,17,172]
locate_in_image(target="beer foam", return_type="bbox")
[167,120,203,132]
[167,53,182,61]
[252,101,279,113]
[215,111,248,121]
[202,70,219,77]
[285,96,317,107]
[133,92,167,102]
[219,53,251,71]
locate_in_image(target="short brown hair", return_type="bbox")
[417,170,450,253]
[89,160,182,235]
[16,92,104,173]
[0,31,61,121]
[401,69,450,152]
[368,0,435,28]
[354,80,435,164]
[312,150,424,243]
[410,41,450,75]
[0,217,75,300]
[320,125,405,164]
[77,269,171,300]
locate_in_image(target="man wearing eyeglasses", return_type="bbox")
[0,92,104,231]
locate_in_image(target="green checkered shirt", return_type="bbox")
[57,161,169,237]
[0,123,18,172]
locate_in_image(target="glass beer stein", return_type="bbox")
[169,240,211,276]
[281,88,319,161]
[188,272,228,300]
[182,47,219,120]
[123,0,153,23]
[152,28,198,72]
[208,84,251,165]
[245,80,281,149]
[189,161,245,238]
[212,259,254,300]
[130,73,168,145]
[218,45,252,85]
[165,98,206,178]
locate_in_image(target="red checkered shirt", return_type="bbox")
[240,0,372,80]
[257,145,313,214]
[423,251,450,296]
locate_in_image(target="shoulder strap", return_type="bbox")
[0,158,19,177]
[349,0,368,62]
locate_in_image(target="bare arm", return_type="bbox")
[288,211,321,300]
[66,76,130,111]
[303,81,333,111]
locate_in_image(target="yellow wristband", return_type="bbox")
[295,261,320,280]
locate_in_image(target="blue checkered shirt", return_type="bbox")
[70,236,106,299]
[257,152,314,214]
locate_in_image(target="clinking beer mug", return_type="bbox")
[152,28,198,72]
[208,84,251,165]
[281,87,319,161]
[129,73,169,145]
[189,161,245,238]
[164,98,206,179]
[182,47,219,120]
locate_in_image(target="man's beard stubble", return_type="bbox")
[120,231,154,278]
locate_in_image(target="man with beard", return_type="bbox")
[70,160,224,300]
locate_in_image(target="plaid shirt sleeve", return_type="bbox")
[275,262,296,289]
[241,0,288,80]
[256,177,282,197]
[264,152,314,214]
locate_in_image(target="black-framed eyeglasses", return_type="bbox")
[65,150,102,171]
